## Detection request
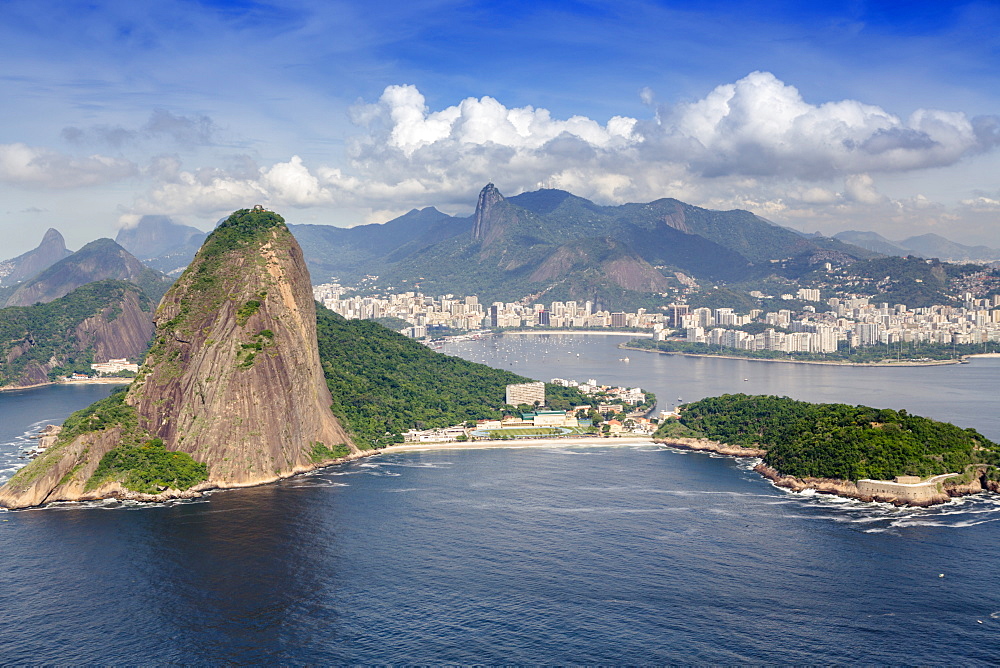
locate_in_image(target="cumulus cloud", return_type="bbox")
[124,71,1000,233]
[0,142,136,187]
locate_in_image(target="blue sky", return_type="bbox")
[2,0,999,256]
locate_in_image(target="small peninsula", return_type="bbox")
[655,394,1000,506]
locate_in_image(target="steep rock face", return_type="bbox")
[0,427,129,508]
[0,228,72,286]
[0,281,154,389]
[127,208,356,486]
[75,290,155,363]
[472,183,507,246]
[0,209,357,508]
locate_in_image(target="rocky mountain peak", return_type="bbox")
[472,183,507,242]
[40,228,66,247]
[0,207,356,508]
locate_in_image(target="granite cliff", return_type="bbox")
[0,228,72,287]
[0,280,154,389]
[0,208,356,508]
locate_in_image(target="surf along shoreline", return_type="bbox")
[651,437,999,507]
[7,432,996,510]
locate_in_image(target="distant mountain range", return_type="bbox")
[290,184,876,307]
[115,215,208,275]
[4,238,171,308]
[0,228,72,287]
[5,186,996,312]
[834,231,1000,263]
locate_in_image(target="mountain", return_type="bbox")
[0,228,72,286]
[315,307,530,448]
[834,230,1000,263]
[0,208,355,508]
[0,280,155,388]
[833,230,912,257]
[115,215,208,275]
[897,233,1000,263]
[4,238,171,308]
[288,206,453,283]
[286,185,874,307]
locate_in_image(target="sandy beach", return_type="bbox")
[0,378,132,393]
[380,435,656,453]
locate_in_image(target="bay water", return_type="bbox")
[1,335,998,664]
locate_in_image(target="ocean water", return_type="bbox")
[1,337,998,664]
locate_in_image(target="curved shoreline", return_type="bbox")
[0,378,132,393]
[653,436,997,507]
[621,344,964,367]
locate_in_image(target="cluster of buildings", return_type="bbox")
[675,295,1000,354]
[548,377,648,409]
[89,358,139,375]
[314,282,1000,354]
[313,283,667,336]
[400,377,655,443]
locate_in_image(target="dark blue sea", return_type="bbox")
[2,337,999,664]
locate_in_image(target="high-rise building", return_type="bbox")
[506,381,545,407]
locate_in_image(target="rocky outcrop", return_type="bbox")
[0,282,155,389]
[753,464,999,507]
[658,436,996,508]
[128,210,357,486]
[0,228,72,286]
[5,238,169,308]
[0,209,357,508]
[472,183,508,246]
[655,437,767,458]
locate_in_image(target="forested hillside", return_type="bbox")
[657,394,1000,481]
[0,280,154,387]
[316,306,531,447]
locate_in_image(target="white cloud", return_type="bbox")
[122,72,1000,238]
[844,174,884,204]
[0,142,136,188]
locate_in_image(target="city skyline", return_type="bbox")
[2,0,999,256]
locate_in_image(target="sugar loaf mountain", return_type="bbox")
[0,208,531,509]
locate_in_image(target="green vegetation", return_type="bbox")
[159,208,286,340]
[236,329,275,370]
[0,280,153,386]
[87,438,208,494]
[309,441,351,463]
[656,394,1000,481]
[7,388,207,494]
[801,255,994,308]
[315,305,530,449]
[235,295,265,326]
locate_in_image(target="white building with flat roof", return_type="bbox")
[506,381,545,406]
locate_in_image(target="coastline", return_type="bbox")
[496,330,654,338]
[379,435,656,453]
[620,344,964,367]
[0,378,133,393]
[653,437,997,507]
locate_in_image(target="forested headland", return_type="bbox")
[655,394,1000,481]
